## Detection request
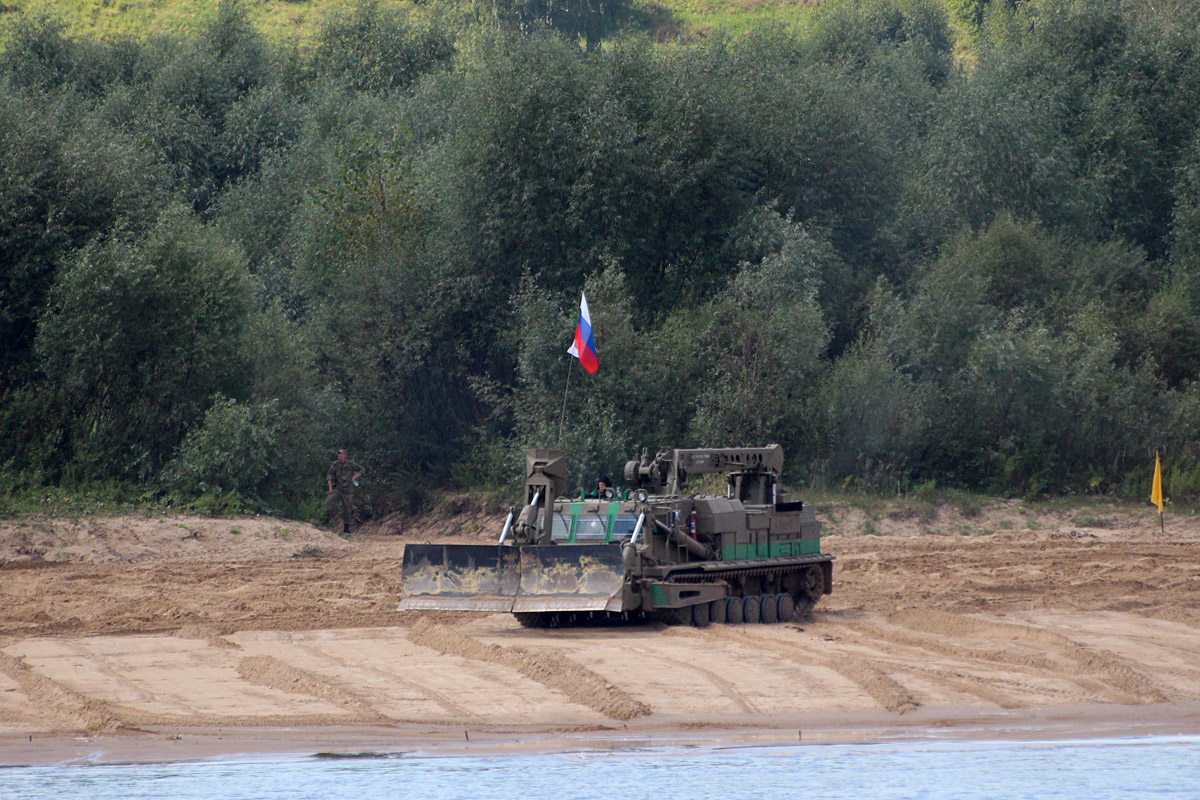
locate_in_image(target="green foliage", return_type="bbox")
[492,0,632,52]
[506,265,650,488]
[35,208,254,481]
[1173,131,1200,303]
[943,0,991,30]
[801,0,954,84]
[163,396,282,502]
[0,0,427,47]
[904,73,1089,250]
[0,79,169,386]
[4,0,1200,514]
[0,479,154,518]
[313,1,455,93]
[690,224,832,454]
[817,337,927,483]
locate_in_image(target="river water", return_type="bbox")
[3,735,1198,800]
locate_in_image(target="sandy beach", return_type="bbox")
[2,501,1199,764]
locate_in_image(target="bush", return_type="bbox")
[36,208,254,480]
[164,396,282,502]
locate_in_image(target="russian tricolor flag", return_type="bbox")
[567,292,599,374]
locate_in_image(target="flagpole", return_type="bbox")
[1152,449,1165,534]
[557,358,574,446]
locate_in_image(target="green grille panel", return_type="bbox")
[567,502,581,543]
[721,539,821,560]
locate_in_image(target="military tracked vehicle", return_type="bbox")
[398,445,833,627]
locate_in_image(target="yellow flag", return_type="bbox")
[1151,451,1164,515]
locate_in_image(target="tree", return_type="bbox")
[35,208,254,480]
[313,1,455,94]
[689,226,832,459]
[817,337,928,485]
[492,0,631,53]
[0,84,168,389]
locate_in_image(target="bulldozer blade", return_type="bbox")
[398,544,520,612]
[512,544,627,613]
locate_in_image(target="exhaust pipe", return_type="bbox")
[657,519,714,560]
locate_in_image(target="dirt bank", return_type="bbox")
[2,501,1199,763]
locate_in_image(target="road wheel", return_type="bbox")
[692,601,710,627]
[725,596,744,625]
[676,604,694,626]
[796,566,824,615]
[709,598,727,624]
[759,593,778,624]
[776,593,795,622]
[804,565,825,596]
[742,594,761,624]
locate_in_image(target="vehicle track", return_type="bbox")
[236,656,388,722]
[404,619,649,721]
[291,639,483,721]
[622,642,760,715]
[816,625,1027,709]
[0,650,121,731]
[852,619,1142,704]
[679,625,919,714]
[887,610,1169,704]
[58,640,163,708]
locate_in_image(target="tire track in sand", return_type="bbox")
[57,640,165,708]
[404,619,649,721]
[236,656,389,721]
[1152,667,1200,703]
[0,648,379,730]
[1,642,396,731]
[887,610,1169,704]
[292,640,483,721]
[668,626,918,714]
[838,620,1121,704]
[847,618,1143,704]
[864,658,1026,709]
[1141,606,1200,631]
[0,650,122,731]
[623,642,759,714]
[815,620,1033,708]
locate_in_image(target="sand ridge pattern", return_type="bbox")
[2,508,1200,744]
[673,624,919,714]
[0,651,122,732]
[887,609,1170,703]
[236,656,387,721]
[405,619,650,721]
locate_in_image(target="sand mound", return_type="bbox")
[0,515,351,565]
[0,651,121,732]
[405,619,649,721]
[237,656,385,720]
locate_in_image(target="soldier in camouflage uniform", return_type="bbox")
[326,449,364,533]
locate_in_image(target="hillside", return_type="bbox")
[0,0,416,44]
[4,0,1200,522]
[0,0,885,46]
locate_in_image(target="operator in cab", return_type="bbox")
[586,476,616,500]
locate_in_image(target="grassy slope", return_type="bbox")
[646,0,821,38]
[0,0,836,45]
[1,0,414,45]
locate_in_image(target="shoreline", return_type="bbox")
[4,515,1200,771]
[5,702,1200,766]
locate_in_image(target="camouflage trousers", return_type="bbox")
[325,490,355,530]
